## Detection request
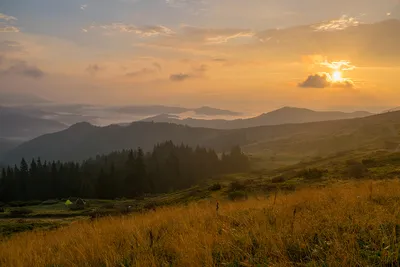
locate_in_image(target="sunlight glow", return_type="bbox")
[332,71,343,82]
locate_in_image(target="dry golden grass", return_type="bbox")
[1,179,400,267]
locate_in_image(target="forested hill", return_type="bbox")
[0,142,250,202]
[3,111,400,165]
[3,122,245,164]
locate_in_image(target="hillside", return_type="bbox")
[3,111,400,164]
[0,138,21,163]
[0,179,399,266]
[2,122,233,163]
[143,107,373,129]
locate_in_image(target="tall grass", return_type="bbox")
[1,179,400,266]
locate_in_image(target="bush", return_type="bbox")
[298,168,326,180]
[209,183,222,191]
[68,204,85,211]
[362,159,377,167]
[271,176,285,183]
[9,208,33,216]
[346,160,367,179]
[41,199,60,205]
[230,181,246,191]
[0,207,5,213]
[228,191,248,201]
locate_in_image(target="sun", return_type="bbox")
[332,70,343,82]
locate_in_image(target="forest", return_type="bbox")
[0,141,250,202]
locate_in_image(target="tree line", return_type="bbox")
[0,141,250,202]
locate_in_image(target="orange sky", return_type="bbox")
[1,1,400,112]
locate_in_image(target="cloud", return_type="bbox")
[180,25,254,44]
[193,64,208,72]
[169,73,192,81]
[0,26,20,33]
[298,73,354,88]
[298,73,331,88]
[313,15,360,31]
[86,64,102,76]
[125,68,157,77]
[169,64,208,82]
[0,61,45,79]
[0,13,20,33]
[212,58,227,62]
[95,23,174,37]
[320,60,356,71]
[80,4,88,10]
[0,40,24,53]
[0,13,17,21]
[152,62,162,72]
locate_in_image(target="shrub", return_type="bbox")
[362,159,377,167]
[68,204,85,211]
[9,208,33,216]
[228,191,248,201]
[0,207,5,213]
[41,199,60,205]
[271,176,285,183]
[298,168,326,180]
[346,160,368,178]
[230,181,246,191]
[209,183,222,191]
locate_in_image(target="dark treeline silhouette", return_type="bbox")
[0,141,250,202]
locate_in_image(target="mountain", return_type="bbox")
[143,107,373,129]
[109,105,241,117]
[385,107,400,113]
[3,111,400,165]
[2,122,234,163]
[0,138,21,160]
[0,106,68,140]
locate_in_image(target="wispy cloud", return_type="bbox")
[169,73,191,82]
[0,26,20,33]
[152,62,162,72]
[0,12,20,33]
[80,4,88,10]
[94,23,174,37]
[86,64,102,76]
[126,68,157,77]
[0,40,24,53]
[181,25,254,44]
[313,15,360,31]
[0,60,45,79]
[0,13,17,21]
[169,64,208,82]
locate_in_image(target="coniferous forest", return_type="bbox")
[0,141,250,202]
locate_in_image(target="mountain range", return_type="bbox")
[142,107,373,129]
[0,106,67,140]
[3,110,400,165]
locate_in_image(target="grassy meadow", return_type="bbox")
[1,179,399,267]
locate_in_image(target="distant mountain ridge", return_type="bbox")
[143,107,374,129]
[3,110,399,165]
[110,105,242,117]
[0,106,68,140]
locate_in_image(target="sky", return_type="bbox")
[1,0,400,113]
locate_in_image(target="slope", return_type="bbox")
[4,111,400,165]
[143,107,373,129]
